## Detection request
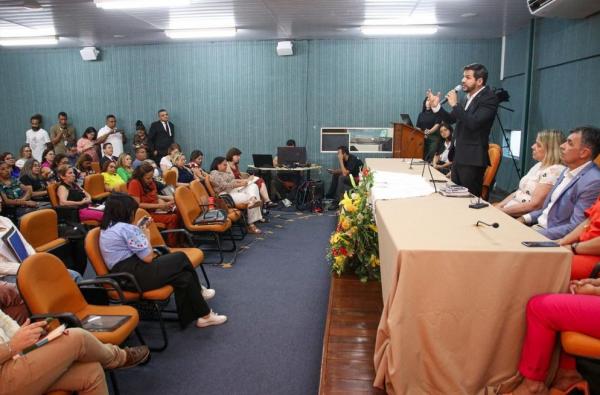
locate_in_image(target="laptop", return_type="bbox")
[277,147,307,166]
[400,113,413,127]
[252,154,274,168]
[2,227,31,263]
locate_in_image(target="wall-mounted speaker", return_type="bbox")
[80,47,100,61]
[276,41,293,56]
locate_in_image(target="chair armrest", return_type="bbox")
[159,228,194,246]
[96,272,143,297]
[30,312,82,328]
[590,262,600,279]
[78,278,127,303]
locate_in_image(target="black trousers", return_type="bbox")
[327,174,352,201]
[451,163,486,197]
[112,251,210,327]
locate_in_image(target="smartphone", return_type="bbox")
[137,216,151,228]
[522,241,560,247]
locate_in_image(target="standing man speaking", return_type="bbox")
[427,63,499,197]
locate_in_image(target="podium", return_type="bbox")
[392,123,424,159]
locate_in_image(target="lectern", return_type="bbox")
[392,123,424,158]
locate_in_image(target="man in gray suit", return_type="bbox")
[520,126,600,240]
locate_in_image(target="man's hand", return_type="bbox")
[337,151,344,162]
[426,89,441,109]
[8,319,47,354]
[446,89,458,107]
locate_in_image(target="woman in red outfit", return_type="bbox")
[559,196,600,279]
[127,162,180,246]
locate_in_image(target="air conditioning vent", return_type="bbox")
[527,0,600,18]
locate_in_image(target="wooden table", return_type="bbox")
[366,158,571,394]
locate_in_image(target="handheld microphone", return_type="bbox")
[475,221,499,228]
[440,85,462,105]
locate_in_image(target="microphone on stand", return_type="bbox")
[475,221,499,228]
[439,85,462,105]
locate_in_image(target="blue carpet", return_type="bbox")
[115,211,336,395]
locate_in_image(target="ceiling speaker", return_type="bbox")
[276,41,293,56]
[80,47,100,61]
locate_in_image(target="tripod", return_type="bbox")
[496,104,521,179]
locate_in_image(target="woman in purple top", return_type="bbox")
[99,193,227,329]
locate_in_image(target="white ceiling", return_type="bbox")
[0,0,533,47]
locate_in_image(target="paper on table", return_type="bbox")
[370,171,435,203]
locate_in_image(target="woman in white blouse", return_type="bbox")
[495,129,565,217]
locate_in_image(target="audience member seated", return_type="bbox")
[0,153,20,179]
[53,153,70,171]
[77,126,103,163]
[99,142,118,169]
[14,144,32,169]
[102,160,125,192]
[172,152,195,186]
[160,143,181,173]
[133,120,149,151]
[558,195,600,279]
[325,145,363,205]
[0,281,27,324]
[127,163,179,246]
[496,280,600,395]
[432,123,454,175]
[74,153,96,187]
[0,162,38,218]
[0,309,150,394]
[188,150,208,181]
[210,156,263,234]
[416,96,441,162]
[56,165,103,223]
[116,153,133,183]
[520,126,600,240]
[496,130,565,218]
[19,159,50,202]
[226,147,276,208]
[66,142,79,167]
[40,147,55,170]
[99,193,226,328]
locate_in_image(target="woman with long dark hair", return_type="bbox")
[416,96,441,162]
[99,193,225,328]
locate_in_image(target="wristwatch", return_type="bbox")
[571,242,579,254]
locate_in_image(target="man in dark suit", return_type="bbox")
[427,63,499,196]
[148,109,175,161]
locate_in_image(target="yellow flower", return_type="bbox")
[369,255,380,268]
[340,217,351,231]
[330,232,341,244]
[340,192,356,213]
[334,255,346,269]
[368,224,378,233]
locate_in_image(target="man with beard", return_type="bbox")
[25,114,50,162]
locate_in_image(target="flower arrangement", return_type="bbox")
[327,168,380,282]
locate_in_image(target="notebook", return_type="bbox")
[2,227,31,263]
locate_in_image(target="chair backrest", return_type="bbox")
[17,252,88,315]
[163,169,177,187]
[134,208,165,246]
[19,209,59,249]
[91,162,101,174]
[84,227,110,276]
[83,174,106,197]
[174,186,201,229]
[47,183,59,207]
[482,144,502,200]
[190,179,210,212]
[203,176,217,198]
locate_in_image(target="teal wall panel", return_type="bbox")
[0,38,501,175]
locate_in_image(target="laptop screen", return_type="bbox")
[2,227,30,263]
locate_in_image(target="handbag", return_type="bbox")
[194,209,227,225]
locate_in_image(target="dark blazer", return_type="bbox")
[435,86,498,168]
[100,155,118,169]
[529,162,600,240]
[148,120,175,158]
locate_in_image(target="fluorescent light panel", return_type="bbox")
[95,0,190,9]
[0,35,58,46]
[361,25,438,35]
[165,28,237,39]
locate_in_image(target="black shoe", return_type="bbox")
[265,201,278,209]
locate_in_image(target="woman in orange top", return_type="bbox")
[559,196,600,279]
[127,162,180,246]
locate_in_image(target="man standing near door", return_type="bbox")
[148,109,175,162]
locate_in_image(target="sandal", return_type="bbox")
[247,224,262,234]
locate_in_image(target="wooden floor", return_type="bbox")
[319,274,386,395]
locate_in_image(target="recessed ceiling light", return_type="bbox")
[165,28,237,39]
[461,12,478,18]
[113,34,126,38]
[0,35,58,46]
[95,0,190,9]
[361,25,438,36]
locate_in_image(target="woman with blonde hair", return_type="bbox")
[495,129,565,217]
[116,153,133,183]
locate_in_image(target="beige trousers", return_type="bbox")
[228,183,263,224]
[0,328,126,395]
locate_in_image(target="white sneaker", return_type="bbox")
[201,286,215,300]
[196,311,228,328]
